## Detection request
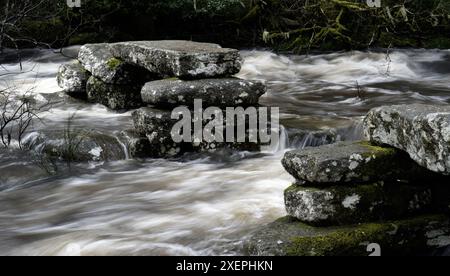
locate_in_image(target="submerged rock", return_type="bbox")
[111,40,242,79]
[282,141,434,185]
[284,183,434,226]
[364,104,450,175]
[86,76,143,110]
[245,215,450,256]
[23,131,126,162]
[78,43,154,84]
[57,61,89,95]
[118,129,160,159]
[141,78,266,107]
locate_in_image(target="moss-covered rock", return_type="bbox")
[364,104,450,175]
[285,183,435,226]
[245,215,450,256]
[78,43,155,84]
[86,76,143,110]
[282,141,437,185]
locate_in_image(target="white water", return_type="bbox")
[0,47,449,255]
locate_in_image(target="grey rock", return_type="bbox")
[284,183,433,226]
[111,40,242,79]
[282,141,434,185]
[141,78,266,107]
[86,76,143,110]
[78,43,154,84]
[245,215,450,256]
[364,104,450,175]
[57,61,89,95]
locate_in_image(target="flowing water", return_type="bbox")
[0,47,449,255]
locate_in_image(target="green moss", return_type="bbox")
[107,58,123,70]
[283,215,448,256]
[357,141,397,157]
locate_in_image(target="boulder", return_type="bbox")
[56,61,89,95]
[141,78,266,107]
[78,43,154,84]
[284,183,434,226]
[86,76,143,110]
[110,40,242,79]
[364,104,450,175]
[245,215,450,256]
[282,141,436,185]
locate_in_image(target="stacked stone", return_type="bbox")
[246,104,450,256]
[57,41,267,158]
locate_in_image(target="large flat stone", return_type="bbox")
[110,40,242,79]
[141,78,266,107]
[78,43,154,84]
[245,215,450,256]
[364,104,450,175]
[282,141,436,185]
[86,76,143,110]
[57,61,89,95]
[284,183,434,226]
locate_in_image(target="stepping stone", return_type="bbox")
[141,78,266,107]
[110,40,242,79]
[245,215,450,256]
[78,43,154,84]
[86,76,143,110]
[57,61,89,95]
[284,183,433,226]
[364,104,450,175]
[282,141,436,185]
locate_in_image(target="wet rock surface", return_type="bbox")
[364,104,450,175]
[245,215,450,256]
[141,78,266,107]
[110,40,242,79]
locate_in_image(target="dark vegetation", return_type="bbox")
[0,0,449,53]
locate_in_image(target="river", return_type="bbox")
[0,47,449,255]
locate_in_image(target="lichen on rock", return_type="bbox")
[364,104,450,175]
